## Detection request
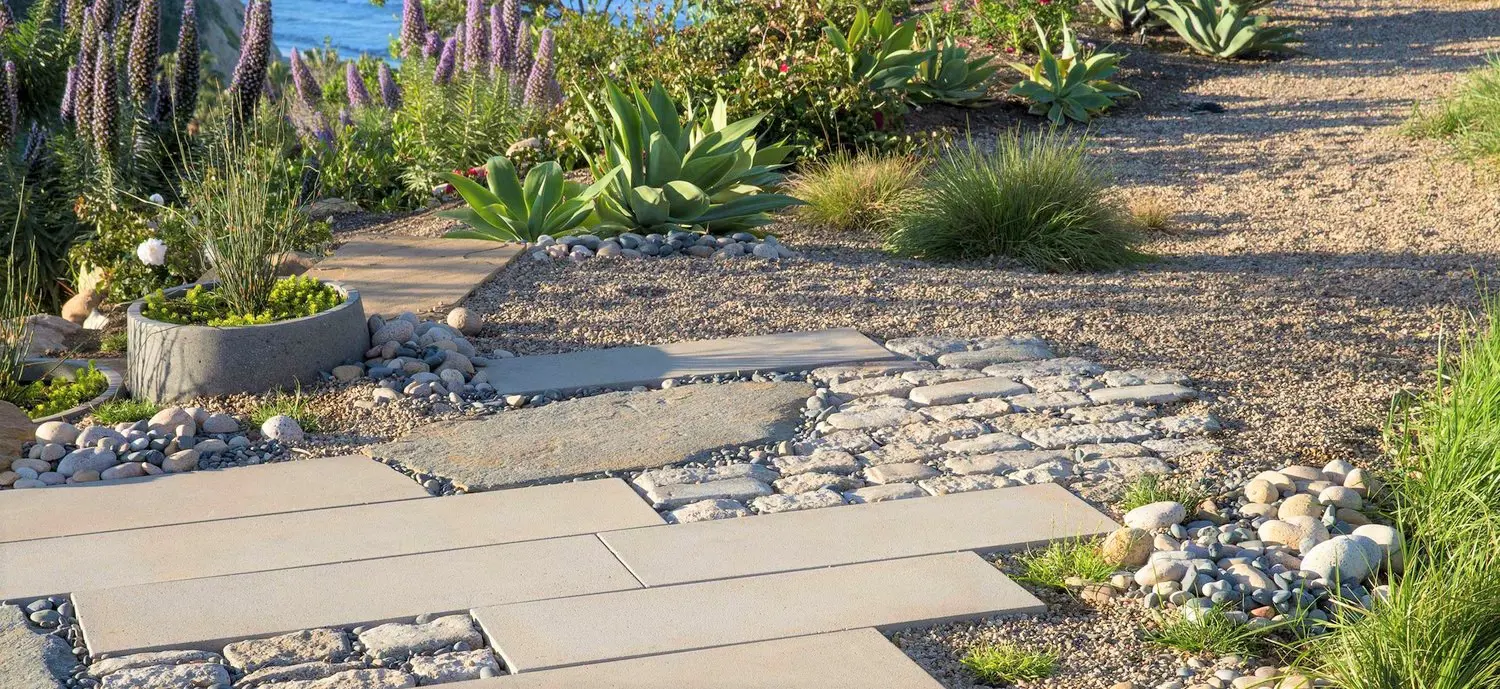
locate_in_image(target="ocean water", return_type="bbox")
[273,0,406,58]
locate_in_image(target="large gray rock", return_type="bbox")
[366,382,812,490]
[408,649,500,684]
[99,663,229,689]
[0,605,72,688]
[357,616,481,659]
[224,628,350,672]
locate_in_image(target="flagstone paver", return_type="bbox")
[473,552,1043,673]
[0,479,662,600]
[0,456,428,544]
[598,484,1116,587]
[304,236,523,317]
[447,629,945,688]
[74,535,640,656]
[366,382,810,491]
[483,329,898,397]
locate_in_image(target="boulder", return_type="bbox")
[2,401,36,456]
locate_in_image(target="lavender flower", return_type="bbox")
[399,0,427,58]
[0,61,17,149]
[422,29,441,59]
[345,62,371,108]
[91,34,119,153]
[289,49,320,106]
[511,21,530,80]
[488,2,506,72]
[522,28,554,110]
[127,0,159,107]
[434,36,456,85]
[377,62,400,110]
[63,0,85,31]
[229,0,271,122]
[462,0,485,73]
[171,0,198,125]
[60,67,78,121]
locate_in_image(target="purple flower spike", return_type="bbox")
[399,0,427,58]
[434,36,456,85]
[523,28,554,110]
[377,62,400,110]
[0,61,17,149]
[463,0,486,73]
[229,0,272,122]
[511,21,530,79]
[61,66,78,122]
[127,0,161,106]
[345,62,372,108]
[290,49,320,107]
[172,0,199,125]
[423,29,441,59]
[91,34,119,153]
[489,2,507,72]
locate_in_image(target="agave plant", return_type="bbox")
[1154,0,1297,59]
[907,16,999,106]
[823,6,931,93]
[582,81,802,235]
[1009,22,1137,124]
[1094,0,1152,32]
[440,156,610,243]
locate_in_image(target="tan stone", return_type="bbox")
[1244,478,1279,504]
[1101,527,1152,567]
[1278,493,1323,520]
[0,401,36,456]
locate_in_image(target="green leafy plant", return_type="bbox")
[1410,55,1500,170]
[13,362,109,419]
[440,156,610,243]
[1009,22,1137,124]
[1093,0,1153,32]
[1013,538,1117,589]
[885,130,1145,271]
[960,643,1058,685]
[251,385,324,433]
[91,398,162,424]
[788,150,923,232]
[583,81,802,235]
[98,331,128,354]
[143,277,344,327]
[823,6,931,94]
[1120,473,1204,511]
[907,16,1000,106]
[1153,0,1298,59]
[967,0,1082,54]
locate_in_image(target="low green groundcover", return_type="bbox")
[143,277,345,327]
[18,362,109,419]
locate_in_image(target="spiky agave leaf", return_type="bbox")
[126,0,158,106]
[171,0,198,126]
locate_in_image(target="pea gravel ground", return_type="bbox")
[338,0,1500,685]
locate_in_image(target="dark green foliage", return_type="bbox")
[0,0,74,121]
[91,397,161,424]
[16,361,107,418]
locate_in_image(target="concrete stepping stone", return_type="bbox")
[74,535,640,656]
[444,629,945,688]
[367,382,809,491]
[304,236,522,317]
[1087,384,1197,406]
[484,329,898,397]
[0,456,427,544]
[599,483,1116,587]
[1,479,662,601]
[473,552,1041,673]
[908,378,1028,406]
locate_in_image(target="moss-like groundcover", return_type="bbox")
[142,276,345,327]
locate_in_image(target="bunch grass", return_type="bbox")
[251,386,324,433]
[1410,55,1500,170]
[1120,473,1205,512]
[1013,538,1116,589]
[91,398,163,425]
[960,643,1058,685]
[1147,608,1280,656]
[788,150,923,233]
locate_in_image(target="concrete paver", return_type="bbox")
[305,236,522,317]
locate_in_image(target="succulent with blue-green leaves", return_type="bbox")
[1009,22,1137,124]
[908,16,999,106]
[441,156,612,243]
[582,81,802,235]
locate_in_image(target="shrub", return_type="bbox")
[967,0,1082,54]
[885,131,1145,271]
[789,150,923,232]
[92,398,162,424]
[1411,55,1500,169]
[1009,22,1136,124]
[1153,0,1298,59]
[1120,473,1203,511]
[441,156,609,242]
[960,643,1058,685]
[251,386,323,433]
[1013,538,1116,589]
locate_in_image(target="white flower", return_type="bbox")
[148,193,165,205]
[136,238,168,267]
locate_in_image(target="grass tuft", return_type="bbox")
[1128,195,1177,233]
[960,643,1058,685]
[98,332,128,354]
[1147,609,1280,656]
[1119,473,1204,512]
[788,151,924,233]
[1013,538,1116,590]
[884,130,1146,272]
[1410,55,1500,170]
[91,398,162,425]
[250,387,324,433]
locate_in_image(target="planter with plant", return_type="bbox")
[126,130,368,403]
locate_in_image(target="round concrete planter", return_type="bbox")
[126,280,369,403]
[22,358,125,423]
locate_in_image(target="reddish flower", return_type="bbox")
[1005,46,1016,53]
[778,62,789,74]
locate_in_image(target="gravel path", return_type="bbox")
[346,0,1500,685]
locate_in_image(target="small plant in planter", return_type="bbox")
[1,244,117,420]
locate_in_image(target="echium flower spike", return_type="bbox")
[22,122,47,165]
[433,36,456,85]
[399,0,426,58]
[510,21,530,80]
[75,13,97,139]
[152,72,171,122]
[422,30,441,59]
[488,2,506,72]
[172,0,199,126]
[0,61,17,149]
[462,0,485,74]
[377,62,400,110]
[345,62,371,108]
[289,49,319,106]
[64,0,86,31]
[522,28,553,111]
[0,1,14,37]
[77,5,99,72]
[127,0,160,107]
[93,0,116,32]
[60,67,78,121]
[91,34,119,156]
[229,0,271,122]
[502,0,518,66]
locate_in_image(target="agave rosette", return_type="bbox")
[440,156,612,243]
[1009,23,1138,124]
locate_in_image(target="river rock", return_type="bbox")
[100,463,147,480]
[1277,493,1323,520]
[1123,501,1186,530]
[1101,527,1152,567]
[1257,516,1329,553]
[1318,485,1361,510]
[147,407,195,435]
[162,449,200,473]
[1352,524,1404,572]
[261,415,306,443]
[446,307,482,336]
[200,413,240,434]
[2,402,37,456]
[371,320,415,347]
[1243,478,1279,504]
[1302,535,1381,583]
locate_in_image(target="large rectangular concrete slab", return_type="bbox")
[305,235,522,316]
[484,329,899,396]
[601,483,1118,587]
[74,535,640,656]
[444,630,945,688]
[0,456,428,544]
[473,552,1042,673]
[1,479,662,601]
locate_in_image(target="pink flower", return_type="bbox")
[778,62,790,74]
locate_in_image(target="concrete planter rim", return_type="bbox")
[126,279,362,331]
[22,358,125,424]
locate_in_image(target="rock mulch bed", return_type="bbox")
[620,335,1222,524]
[529,231,797,262]
[81,614,499,688]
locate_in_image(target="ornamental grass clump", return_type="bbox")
[1013,538,1116,589]
[1412,55,1500,170]
[0,232,37,408]
[960,643,1058,685]
[885,131,1144,271]
[788,150,923,233]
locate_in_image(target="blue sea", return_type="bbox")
[273,0,406,58]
